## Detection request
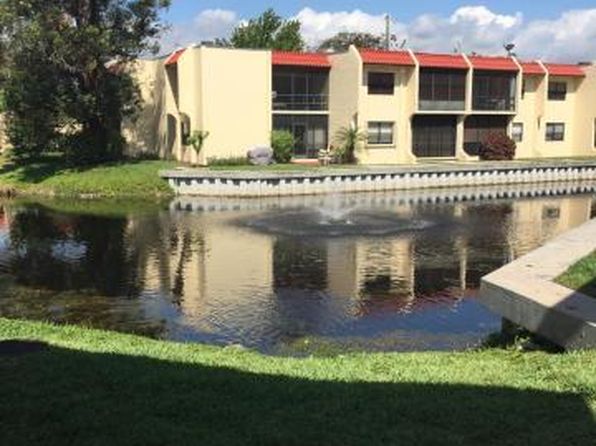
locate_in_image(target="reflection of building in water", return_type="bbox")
[506,195,594,258]
[326,238,417,315]
[337,196,594,315]
[142,211,277,337]
[142,195,594,328]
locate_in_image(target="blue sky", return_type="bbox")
[164,0,596,22]
[161,1,596,62]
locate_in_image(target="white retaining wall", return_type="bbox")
[162,163,596,197]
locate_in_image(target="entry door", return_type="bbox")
[293,124,307,157]
[413,116,457,158]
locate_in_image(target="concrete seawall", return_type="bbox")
[161,159,596,197]
[480,219,596,350]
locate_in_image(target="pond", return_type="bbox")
[0,186,594,355]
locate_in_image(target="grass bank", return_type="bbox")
[0,158,176,198]
[557,250,596,298]
[206,163,356,172]
[1,318,595,445]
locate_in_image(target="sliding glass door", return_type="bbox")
[273,115,328,159]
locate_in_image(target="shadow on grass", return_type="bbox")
[0,156,149,185]
[0,157,76,184]
[577,277,596,299]
[1,346,594,446]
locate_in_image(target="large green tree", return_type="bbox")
[0,0,170,165]
[318,32,385,52]
[229,9,304,51]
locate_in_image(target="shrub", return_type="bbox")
[334,126,367,164]
[271,130,294,164]
[185,130,210,154]
[479,132,516,161]
[207,156,250,166]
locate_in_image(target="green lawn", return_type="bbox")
[206,163,365,172]
[1,318,595,445]
[557,250,596,298]
[0,158,176,198]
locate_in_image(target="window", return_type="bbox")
[511,123,524,143]
[546,123,565,141]
[419,69,466,110]
[367,122,394,145]
[548,82,567,101]
[473,71,517,111]
[368,72,395,95]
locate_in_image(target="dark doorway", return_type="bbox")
[412,116,457,158]
[273,114,328,159]
[293,124,307,156]
[464,115,509,156]
[166,114,177,157]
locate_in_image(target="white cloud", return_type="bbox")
[161,9,239,53]
[295,8,391,46]
[515,9,596,61]
[193,9,238,37]
[449,6,522,29]
[163,5,596,62]
[295,6,521,55]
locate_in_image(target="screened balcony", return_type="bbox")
[272,67,329,111]
[472,71,517,111]
[419,69,467,111]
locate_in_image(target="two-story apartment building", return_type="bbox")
[126,45,596,165]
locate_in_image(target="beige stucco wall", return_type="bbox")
[514,74,545,159]
[124,59,174,159]
[537,75,581,158]
[329,46,421,165]
[356,64,417,164]
[175,47,201,163]
[328,47,361,154]
[197,47,272,165]
[573,65,596,157]
[126,46,271,165]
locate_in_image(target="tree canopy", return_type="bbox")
[0,0,170,165]
[229,9,304,51]
[318,32,385,52]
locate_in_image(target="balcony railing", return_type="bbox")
[272,94,328,111]
[419,100,465,111]
[472,96,516,112]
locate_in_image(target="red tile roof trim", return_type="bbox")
[358,49,415,66]
[544,63,586,77]
[468,55,518,72]
[272,51,331,68]
[415,52,469,70]
[519,61,546,75]
[165,48,186,66]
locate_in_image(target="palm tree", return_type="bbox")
[334,126,367,164]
